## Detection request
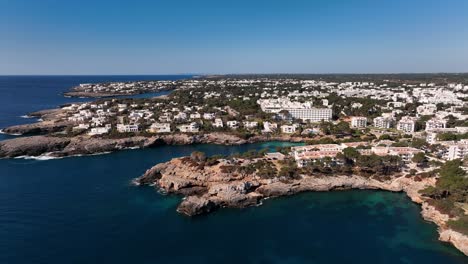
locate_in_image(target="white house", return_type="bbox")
[397,116,417,133]
[73,123,90,130]
[148,123,171,133]
[117,124,139,133]
[281,124,298,134]
[203,113,216,120]
[177,122,199,133]
[88,126,110,136]
[243,121,258,129]
[227,121,239,129]
[213,118,224,128]
[174,112,188,120]
[190,113,201,119]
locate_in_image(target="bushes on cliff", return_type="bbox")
[448,216,468,235]
[253,160,277,179]
[278,158,301,180]
[355,154,402,176]
[412,152,428,167]
[190,151,207,163]
[421,160,468,234]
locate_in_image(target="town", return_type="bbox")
[40,76,468,165]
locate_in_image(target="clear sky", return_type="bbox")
[2,0,468,75]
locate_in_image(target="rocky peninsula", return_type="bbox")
[63,80,181,98]
[0,131,304,158]
[135,155,468,256]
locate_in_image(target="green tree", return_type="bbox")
[412,152,428,167]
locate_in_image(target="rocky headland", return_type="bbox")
[135,157,468,256]
[0,132,304,158]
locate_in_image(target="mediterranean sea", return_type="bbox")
[0,76,466,263]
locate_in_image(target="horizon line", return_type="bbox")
[1,72,468,77]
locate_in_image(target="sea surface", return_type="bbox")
[0,76,466,264]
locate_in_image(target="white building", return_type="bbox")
[117,124,139,133]
[88,126,110,136]
[203,113,216,120]
[174,112,187,120]
[446,140,468,160]
[291,144,342,167]
[148,123,171,133]
[243,121,258,129]
[373,117,393,129]
[290,108,332,122]
[425,118,447,131]
[177,122,199,133]
[190,113,201,119]
[456,127,468,134]
[351,117,367,128]
[257,98,332,122]
[73,123,90,130]
[262,122,278,133]
[397,116,417,133]
[281,124,298,134]
[213,118,224,128]
[227,121,239,129]
[417,104,437,116]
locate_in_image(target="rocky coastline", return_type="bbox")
[0,105,307,158]
[0,132,304,158]
[135,157,468,256]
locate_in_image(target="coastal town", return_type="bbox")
[1,75,468,255]
[5,76,468,162]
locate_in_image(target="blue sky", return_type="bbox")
[2,0,468,74]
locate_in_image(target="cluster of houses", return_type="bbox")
[74,80,189,95]
[62,77,468,163]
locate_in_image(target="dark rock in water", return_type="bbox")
[0,136,70,158]
[177,196,219,216]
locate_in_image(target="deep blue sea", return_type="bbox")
[0,76,466,264]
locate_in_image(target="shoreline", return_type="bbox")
[0,133,305,159]
[63,87,175,98]
[135,157,468,256]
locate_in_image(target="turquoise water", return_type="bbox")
[0,76,466,263]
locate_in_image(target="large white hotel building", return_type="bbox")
[257,98,332,122]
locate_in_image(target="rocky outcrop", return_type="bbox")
[135,157,468,256]
[29,108,65,121]
[1,121,72,135]
[177,196,219,216]
[440,229,468,256]
[52,136,160,157]
[136,158,421,216]
[0,136,71,158]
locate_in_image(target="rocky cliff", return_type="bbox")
[135,157,468,256]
